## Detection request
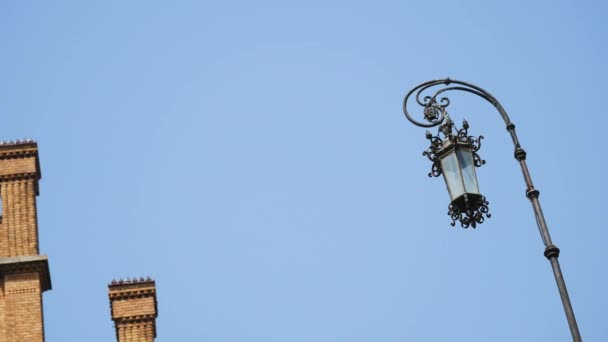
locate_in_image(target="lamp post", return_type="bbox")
[403,78,582,341]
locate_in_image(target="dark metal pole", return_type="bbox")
[403,79,582,341]
[515,132,582,342]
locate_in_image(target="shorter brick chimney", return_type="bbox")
[108,277,158,342]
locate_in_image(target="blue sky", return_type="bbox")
[1,1,607,341]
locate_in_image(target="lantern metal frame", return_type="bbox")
[423,117,490,228]
[402,78,582,341]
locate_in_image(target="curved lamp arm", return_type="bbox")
[403,78,520,149]
[403,78,582,342]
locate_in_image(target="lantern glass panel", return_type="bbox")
[440,150,465,201]
[456,148,479,194]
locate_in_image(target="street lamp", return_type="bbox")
[403,78,582,341]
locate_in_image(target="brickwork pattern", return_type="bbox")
[0,273,44,342]
[0,142,40,258]
[109,278,158,342]
[0,141,47,342]
[0,180,39,257]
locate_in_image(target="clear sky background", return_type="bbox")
[1,1,607,341]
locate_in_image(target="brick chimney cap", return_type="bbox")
[109,276,155,286]
[0,139,37,146]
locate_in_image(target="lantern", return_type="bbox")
[424,119,490,228]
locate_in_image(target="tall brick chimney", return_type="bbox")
[109,277,158,342]
[0,140,51,342]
